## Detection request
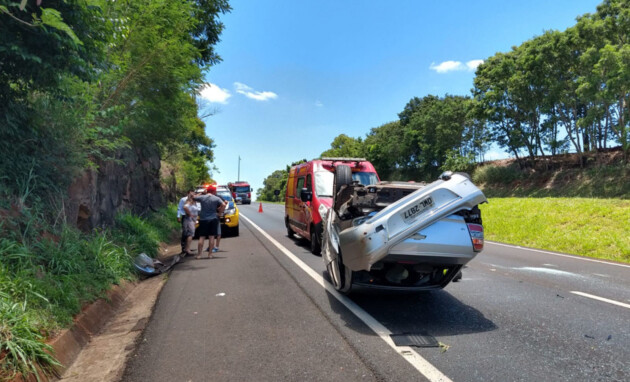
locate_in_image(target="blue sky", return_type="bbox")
[198,0,601,194]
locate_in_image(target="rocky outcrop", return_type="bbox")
[66,145,164,230]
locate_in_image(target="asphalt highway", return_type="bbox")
[122,203,629,382]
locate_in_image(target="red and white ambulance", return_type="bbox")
[284,157,379,254]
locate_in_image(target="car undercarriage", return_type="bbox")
[322,168,487,294]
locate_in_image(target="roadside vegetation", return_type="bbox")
[474,155,629,263]
[1,0,228,206]
[481,198,629,263]
[0,206,178,380]
[1,0,229,380]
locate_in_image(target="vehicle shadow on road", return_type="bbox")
[287,234,322,257]
[324,277,497,338]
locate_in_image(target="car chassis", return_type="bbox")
[322,168,487,294]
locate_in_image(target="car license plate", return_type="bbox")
[402,196,434,223]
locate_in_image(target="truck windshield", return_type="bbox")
[233,186,250,192]
[315,171,378,197]
[352,172,379,186]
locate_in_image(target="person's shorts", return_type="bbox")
[198,219,219,237]
[182,216,196,237]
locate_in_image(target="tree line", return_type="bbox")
[257,0,630,199]
[0,0,230,206]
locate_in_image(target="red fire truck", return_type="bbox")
[228,181,252,204]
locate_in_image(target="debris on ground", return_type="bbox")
[133,253,181,276]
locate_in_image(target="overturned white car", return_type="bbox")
[322,166,487,294]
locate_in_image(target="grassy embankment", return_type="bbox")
[473,158,630,263]
[0,206,179,381]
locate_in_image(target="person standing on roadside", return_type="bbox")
[194,185,227,259]
[177,189,195,254]
[212,191,230,253]
[182,194,201,256]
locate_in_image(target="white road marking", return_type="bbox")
[487,241,630,269]
[241,213,452,382]
[571,291,630,309]
[516,267,580,277]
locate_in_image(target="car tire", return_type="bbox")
[333,164,353,196]
[327,249,352,294]
[310,227,321,256]
[453,270,462,282]
[232,225,239,237]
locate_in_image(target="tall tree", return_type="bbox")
[399,95,476,179]
[364,121,406,180]
[320,134,365,158]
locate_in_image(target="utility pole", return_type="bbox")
[237,155,241,181]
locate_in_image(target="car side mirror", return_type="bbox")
[300,188,312,202]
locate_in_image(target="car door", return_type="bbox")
[294,176,308,236]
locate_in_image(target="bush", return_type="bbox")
[110,213,161,256]
[473,163,523,185]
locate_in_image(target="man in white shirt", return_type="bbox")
[177,189,195,254]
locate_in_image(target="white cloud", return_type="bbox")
[430,60,464,73]
[429,59,484,73]
[198,83,231,104]
[315,100,323,107]
[234,82,278,101]
[466,59,484,70]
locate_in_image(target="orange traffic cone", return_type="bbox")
[258,203,263,213]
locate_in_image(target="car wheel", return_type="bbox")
[310,228,321,256]
[326,249,352,294]
[232,225,239,237]
[333,164,353,196]
[453,270,462,282]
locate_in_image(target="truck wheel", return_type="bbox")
[333,164,353,196]
[310,228,321,256]
[286,218,294,238]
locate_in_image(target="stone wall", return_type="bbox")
[66,145,164,230]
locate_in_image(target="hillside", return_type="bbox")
[472,148,629,263]
[473,148,629,199]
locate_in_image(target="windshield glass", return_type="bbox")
[217,191,234,201]
[233,186,250,192]
[353,172,379,186]
[315,171,334,197]
[314,171,379,197]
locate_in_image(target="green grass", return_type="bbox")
[0,206,178,381]
[480,198,630,263]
